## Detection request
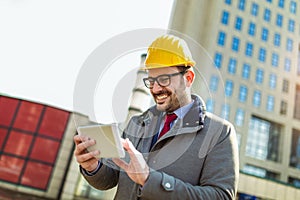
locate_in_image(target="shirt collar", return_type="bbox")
[172,100,194,119]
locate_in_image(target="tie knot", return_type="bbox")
[165,113,177,124]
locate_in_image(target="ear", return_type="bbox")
[185,70,195,87]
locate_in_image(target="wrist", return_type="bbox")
[140,167,150,186]
[85,161,100,173]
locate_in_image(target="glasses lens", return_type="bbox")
[157,75,170,87]
[143,78,153,88]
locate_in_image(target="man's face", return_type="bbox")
[147,67,192,113]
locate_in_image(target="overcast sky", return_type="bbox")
[0,0,174,123]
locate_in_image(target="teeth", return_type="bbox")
[156,94,168,100]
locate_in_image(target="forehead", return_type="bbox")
[148,67,180,77]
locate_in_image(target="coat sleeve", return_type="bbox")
[81,159,120,190]
[137,121,239,200]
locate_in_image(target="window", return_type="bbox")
[289,129,300,169]
[246,116,281,162]
[248,22,256,36]
[264,9,271,22]
[271,52,279,67]
[231,37,240,52]
[267,95,275,111]
[245,42,253,57]
[235,16,243,30]
[276,14,283,27]
[269,73,277,89]
[280,100,287,115]
[282,79,289,93]
[225,80,234,97]
[258,48,266,62]
[298,50,300,75]
[274,33,281,47]
[251,3,259,16]
[242,63,251,79]
[288,177,300,188]
[286,38,293,52]
[284,58,291,72]
[253,90,261,107]
[221,11,230,25]
[225,0,231,5]
[290,1,297,14]
[228,58,237,74]
[206,99,215,113]
[238,0,246,10]
[294,85,300,119]
[209,75,219,92]
[278,0,284,8]
[239,85,248,102]
[243,165,267,177]
[288,19,295,32]
[214,52,223,68]
[261,27,269,41]
[256,68,264,84]
[222,104,230,120]
[235,108,245,126]
[218,31,226,46]
[243,165,279,181]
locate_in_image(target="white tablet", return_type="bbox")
[77,124,125,159]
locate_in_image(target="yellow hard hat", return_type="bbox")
[143,34,196,69]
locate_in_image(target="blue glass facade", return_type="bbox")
[228,58,237,74]
[251,3,259,16]
[211,0,300,192]
[253,90,261,107]
[209,75,219,92]
[242,64,251,79]
[221,11,230,25]
[218,31,226,46]
[214,52,222,68]
[225,80,234,97]
[239,85,248,102]
[248,22,256,36]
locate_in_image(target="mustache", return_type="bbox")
[152,90,172,97]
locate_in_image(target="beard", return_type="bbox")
[152,89,181,113]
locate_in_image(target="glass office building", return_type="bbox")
[169,0,300,199]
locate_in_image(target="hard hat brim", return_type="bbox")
[141,62,195,70]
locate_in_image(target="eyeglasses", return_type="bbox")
[143,70,187,89]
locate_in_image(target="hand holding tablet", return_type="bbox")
[77,124,125,159]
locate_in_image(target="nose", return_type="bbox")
[151,80,163,92]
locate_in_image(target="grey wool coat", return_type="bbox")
[82,95,239,200]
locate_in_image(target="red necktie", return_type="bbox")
[158,113,177,139]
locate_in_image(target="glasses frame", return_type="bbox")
[143,70,187,89]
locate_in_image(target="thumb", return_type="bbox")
[123,138,139,155]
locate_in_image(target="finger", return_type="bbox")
[124,138,141,161]
[123,138,138,154]
[123,139,148,171]
[74,135,83,145]
[120,138,125,143]
[74,135,90,145]
[74,139,96,155]
[112,158,128,171]
[76,150,100,163]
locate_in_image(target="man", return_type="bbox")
[74,34,239,199]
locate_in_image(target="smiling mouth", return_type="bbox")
[154,92,170,104]
[156,93,168,100]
